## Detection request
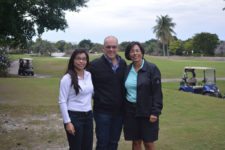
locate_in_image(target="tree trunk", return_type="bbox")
[162,43,166,56]
[166,44,170,56]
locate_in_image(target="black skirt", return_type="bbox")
[123,101,159,142]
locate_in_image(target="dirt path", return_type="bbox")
[0,112,70,149]
[8,60,19,75]
[162,77,225,83]
[153,56,225,61]
[0,111,97,149]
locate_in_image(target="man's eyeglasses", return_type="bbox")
[105,45,117,49]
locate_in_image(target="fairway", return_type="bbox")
[0,55,225,149]
[10,53,225,78]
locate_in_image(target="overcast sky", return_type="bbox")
[40,0,225,43]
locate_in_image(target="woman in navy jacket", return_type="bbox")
[123,41,163,150]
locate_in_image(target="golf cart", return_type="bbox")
[18,58,34,76]
[179,66,222,98]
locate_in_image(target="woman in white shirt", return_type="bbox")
[59,49,94,150]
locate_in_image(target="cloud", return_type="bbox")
[40,0,225,43]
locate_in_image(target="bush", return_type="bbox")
[0,48,10,77]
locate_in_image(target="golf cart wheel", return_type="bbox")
[203,92,213,96]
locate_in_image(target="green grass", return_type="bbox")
[10,53,225,78]
[118,51,225,78]
[0,78,59,105]
[4,54,225,149]
[0,78,60,118]
[1,78,225,149]
[9,54,101,78]
[159,82,225,150]
[144,55,225,78]
[0,78,67,149]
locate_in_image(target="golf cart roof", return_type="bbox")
[184,66,215,71]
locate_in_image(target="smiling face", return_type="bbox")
[129,44,143,63]
[103,36,118,60]
[73,53,87,71]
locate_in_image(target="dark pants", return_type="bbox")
[94,112,123,150]
[65,110,93,150]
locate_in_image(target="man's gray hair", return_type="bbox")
[104,35,118,45]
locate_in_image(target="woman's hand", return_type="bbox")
[149,115,158,123]
[66,122,75,135]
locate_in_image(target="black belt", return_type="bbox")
[68,110,92,116]
[126,100,137,106]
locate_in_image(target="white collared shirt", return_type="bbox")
[58,70,94,123]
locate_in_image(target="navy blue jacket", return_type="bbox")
[124,59,163,117]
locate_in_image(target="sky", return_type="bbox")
[40,0,225,44]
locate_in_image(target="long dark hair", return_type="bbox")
[66,49,89,95]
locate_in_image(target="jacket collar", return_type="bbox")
[125,59,147,80]
[128,59,148,72]
[139,59,148,72]
[101,54,122,65]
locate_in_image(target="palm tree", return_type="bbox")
[223,0,225,10]
[153,15,176,56]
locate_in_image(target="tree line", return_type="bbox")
[0,0,225,77]
[0,0,224,57]
[8,31,223,57]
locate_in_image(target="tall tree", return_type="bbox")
[0,0,88,47]
[192,32,219,56]
[31,38,56,56]
[142,39,160,55]
[183,39,193,55]
[169,40,183,55]
[223,0,225,10]
[91,43,103,53]
[215,41,225,56]
[64,42,75,52]
[153,15,176,56]
[119,41,130,51]
[56,40,66,52]
[78,39,93,50]
[0,47,10,77]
